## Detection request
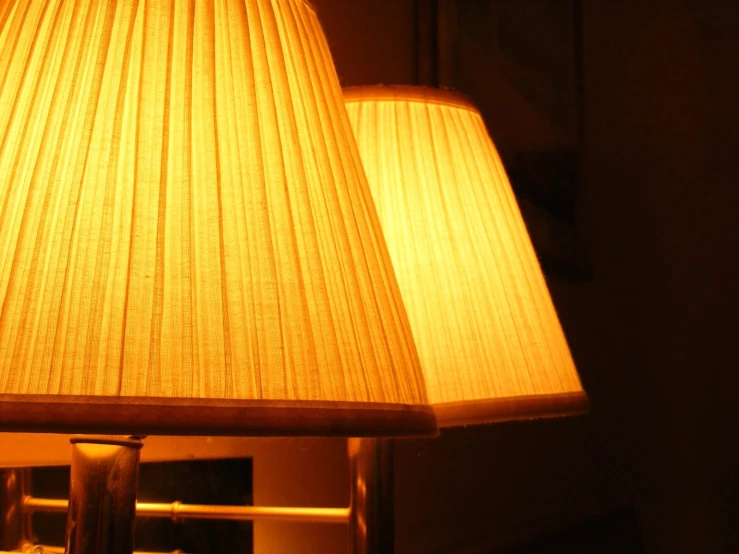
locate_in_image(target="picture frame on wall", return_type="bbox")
[417,0,591,281]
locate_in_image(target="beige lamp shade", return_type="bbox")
[344,86,587,427]
[0,0,434,439]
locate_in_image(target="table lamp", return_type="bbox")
[344,85,588,547]
[0,3,435,554]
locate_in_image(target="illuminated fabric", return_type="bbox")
[345,86,587,426]
[0,1,433,436]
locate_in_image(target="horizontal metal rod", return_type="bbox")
[22,496,351,524]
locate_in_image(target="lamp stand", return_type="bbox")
[64,436,143,554]
[1,469,30,552]
[349,438,394,554]
[6,437,390,553]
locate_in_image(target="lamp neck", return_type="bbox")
[349,438,394,554]
[65,436,143,554]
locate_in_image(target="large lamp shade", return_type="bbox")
[344,86,587,427]
[0,0,434,440]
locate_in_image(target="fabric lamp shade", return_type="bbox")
[344,86,587,427]
[0,0,435,445]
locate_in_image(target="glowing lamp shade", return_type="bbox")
[344,86,587,427]
[0,1,434,440]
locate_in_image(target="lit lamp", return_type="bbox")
[0,3,435,554]
[344,85,588,546]
[345,86,587,424]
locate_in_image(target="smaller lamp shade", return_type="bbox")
[344,86,588,427]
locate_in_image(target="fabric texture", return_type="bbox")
[345,86,586,425]
[0,0,428,415]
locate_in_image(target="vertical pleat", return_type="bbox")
[0,0,428,407]
[345,88,584,413]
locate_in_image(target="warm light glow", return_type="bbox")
[0,1,434,438]
[345,86,587,426]
[0,434,273,467]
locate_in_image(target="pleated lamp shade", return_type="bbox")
[344,86,588,427]
[0,0,435,443]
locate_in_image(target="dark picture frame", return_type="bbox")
[416,0,591,281]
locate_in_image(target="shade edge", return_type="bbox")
[433,391,589,428]
[343,85,478,112]
[0,396,438,438]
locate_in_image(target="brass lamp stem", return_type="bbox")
[65,436,143,554]
[349,438,394,554]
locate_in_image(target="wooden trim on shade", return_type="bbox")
[0,396,437,438]
[433,392,589,428]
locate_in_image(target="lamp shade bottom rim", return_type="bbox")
[433,391,589,427]
[0,395,437,437]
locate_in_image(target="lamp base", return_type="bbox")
[0,468,31,552]
[65,436,143,554]
[11,436,389,553]
[349,438,394,554]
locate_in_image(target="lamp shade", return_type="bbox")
[0,1,434,438]
[344,86,587,427]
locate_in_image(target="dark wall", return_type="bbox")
[576,2,739,552]
[311,1,739,552]
[311,0,417,87]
